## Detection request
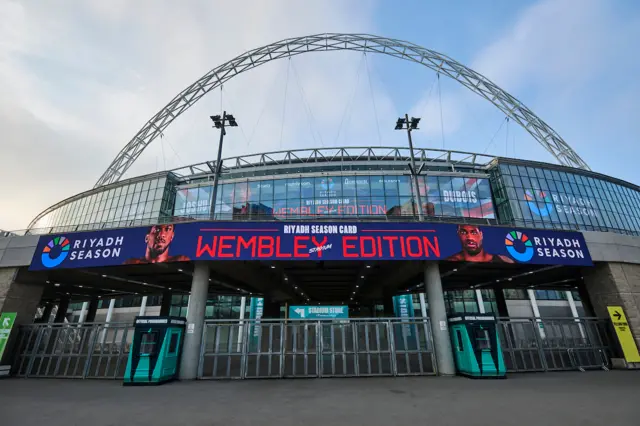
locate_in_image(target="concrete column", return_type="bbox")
[139,296,148,316]
[100,298,116,345]
[527,289,546,339]
[566,290,586,339]
[582,262,640,354]
[419,293,428,318]
[40,302,54,323]
[85,298,99,323]
[475,289,486,314]
[179,262,210,380]
[424,262,455,376]
[0,270,45,365]
[78,302,89,324]
[160,291,172,316]
[493,287,510,318]
[54,296,70,323]
[237,296,246,351]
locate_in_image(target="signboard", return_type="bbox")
[28,221,592,270]
[0,312,17,361]
[607,306,640,363]
[248,297,264,348]
[288,305,348,320]
[393,295,417,349]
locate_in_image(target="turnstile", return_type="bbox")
[449,315,506,378]
[123,316,186,385]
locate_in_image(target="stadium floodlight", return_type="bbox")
[395,113,424,221]
[209,111,239,220]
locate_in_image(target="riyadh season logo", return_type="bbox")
[504,231,534,262]
[41,236,70,268]
[524,189,554,217]
[321,177,335,191]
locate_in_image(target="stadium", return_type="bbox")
[1,34,639,381]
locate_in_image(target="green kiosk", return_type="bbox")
[124,316,186,386]
[448,315,506,379]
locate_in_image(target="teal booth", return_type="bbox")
[448,315,506,379]
[124,316,186,386]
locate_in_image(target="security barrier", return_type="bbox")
[12,322,134,379]
[10,316,613,380]
[497,317,613,372]
[198,318,437,379]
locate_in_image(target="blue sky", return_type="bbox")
[0,0,638,229]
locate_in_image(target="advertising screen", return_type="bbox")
[30,221,592,271]
[181,174,496,220]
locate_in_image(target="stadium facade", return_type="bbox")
[1,34,640,380]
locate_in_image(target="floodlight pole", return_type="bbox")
[210,111,227,220]
[404,113,425,221]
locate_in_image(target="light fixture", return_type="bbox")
[54,283,60,287]
[366,265,371,269]
[178,269,183,272]
[168,287,172,290]
[101,275,107,278]
[508,278,513,281]
[236,288,240,291]
[294,286,298,289]
[111,289,116,292]
[78,285,83,288]
[356,285,359,288]
[495,279,500,282]
[284,277,288,281]
[360,275,364,279]
[453,269,458,272]
[271,265,276,269]
[66,292,70,295]
[46,280,50,284]
[209,278,212,282]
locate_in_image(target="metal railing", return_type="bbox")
[496,317,613,373]
[12,322,135,379]
[198,318,437,380]
[9,316,614,380]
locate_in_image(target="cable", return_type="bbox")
[505,117,510,156]
[437,73,445,149]
[160,135,167,170]
[364,53,382,147]
[482,116,508,154]
[334,53,366,145]
[418,74,439,129]
[279,58,291,149]
[246,59,289,146]
[291,59,324,147]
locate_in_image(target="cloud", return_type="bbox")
[0,0,391,230]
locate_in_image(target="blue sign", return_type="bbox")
[289,306,349,320]
[248,297,264,349]
[393,295,417,349]
[28,221,593,270]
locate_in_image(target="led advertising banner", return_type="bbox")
[29,221,592,271]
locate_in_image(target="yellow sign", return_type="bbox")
[607,306,640,363]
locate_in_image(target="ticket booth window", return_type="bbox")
[140,332,158,355]
[168,332,180,354]
[475,328,491,350]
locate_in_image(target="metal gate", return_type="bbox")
[12,322,134,379]
[198,318,437,379]
[497,317,614,373]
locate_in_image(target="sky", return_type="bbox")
[0,0,638,230]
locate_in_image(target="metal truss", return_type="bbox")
[169,146,495,179]
[94,33,590,188]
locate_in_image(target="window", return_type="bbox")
[139,332,158,355]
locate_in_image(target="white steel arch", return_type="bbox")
[94,33,590,188]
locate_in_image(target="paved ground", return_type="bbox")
[1,372,638,426]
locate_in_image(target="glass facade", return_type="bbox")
[169,295,248,319]
[175,174,495,221]
[28,175,176,234]
[492,161,640,236]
